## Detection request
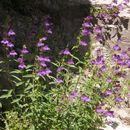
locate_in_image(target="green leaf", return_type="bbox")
[26,65,34,69]
[23,74,34,78]
[10,70,22,74]
[0,90,13,99]
[11,75,21,81]
[11,98,21,104]
[0,102,2,108]
[29,125,35,130]
[16,82,24,86]
[24,84,33,92]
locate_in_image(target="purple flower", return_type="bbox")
[126,59,130,68]
[80,95,91,102]
[112,54,121,62]
[41,45,50,51]
[99,65,106,72]
[81,29,91,36]
[79,40,88,46]
[118,4,124,11]
[116,72,127,78]
[44,22,50,27]
[121,51,128,59]
[117,59,126,65]
[9,50,17,56]
[96,107,103,113]
[40,62,47,67]
[61,48,71,55]
[123,0,129,4]
[47,29,52,34]
[105,90,112,96]
[8,29,16,36]
[104,110,114,117]
[115,97,123,102]
[40,37,47,41]
[6,42,14,48]
[37,41,44,47]
[96,34,103,42]
[82,22,91,27]
[113,0,117,4]
[1,39,9,45]
[18,63,26,69]
[56,78,63,84]
[95,55,104,65]
[106,77,112,83]
[113,44,121,51]
[57,66,65,72]
[128,93,130,97]
[21,48,29,54]
[67,59,74,65]
[85,16,93,21]
[95,26,102,33]
[68,91,78,100]
[128,46,130,51]
[17,57,24,63]
[37,56,51,62]
[37,68,52,76]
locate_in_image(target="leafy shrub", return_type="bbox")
[0,1,130,130]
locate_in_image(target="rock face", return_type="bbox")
[0,0,91,40]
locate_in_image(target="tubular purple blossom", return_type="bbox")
[1,39,9,45]
[67,59,74,65]
[80,95,91,102]
[8,29,16,36]
[79,40,88,46]
[18,63,26,69]
[9,50,17,56]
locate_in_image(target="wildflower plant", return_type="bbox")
[0,1,130,130]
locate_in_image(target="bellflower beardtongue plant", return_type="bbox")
[81,28,91,36]
[9,50,17,56]
[82,22,91,28]
[96,107,104,113]
[37,68,52,77]
[95,25,102,33]
[40,36,47,41]
[113,44,121,51]
[60,48,71,55]
[1,39,9,45]
[57,66,65,72]
[104,110,114,117]
[18,63,26,69]
[17,57,26,70]
[6,42,14,48]
[80,95,91,102]
[37,41,44,47]
[44,15,53,35]
[105,90,113,96]
[41,45,50,51]
[37,56,51,62]
[67,59,74,65]
[56,78,63,84]
[115,97,124,102]
[68,90,78,100]
[106,77,112,83]
[21,46,29,54]
[8,29,16,36]
[40,62,47,67]
[79,40,88,46]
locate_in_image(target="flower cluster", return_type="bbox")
[36,16,53,77]
[1,29,17,57]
